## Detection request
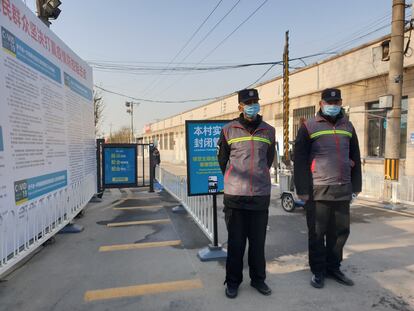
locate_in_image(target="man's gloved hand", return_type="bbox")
[350,192,359,203]
[298,194,309,202]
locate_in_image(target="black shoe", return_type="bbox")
[250,281,272,296]
[310,273,325,289]
[327,269,354,286]
[225,284,238,298]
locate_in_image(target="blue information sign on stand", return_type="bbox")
[186,120,229,196]
[103,144,138,188]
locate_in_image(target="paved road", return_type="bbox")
[0,184,413,311]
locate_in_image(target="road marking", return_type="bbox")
[107,219,170,227]
[84,278,203,302]
[99,240,182,252]
[113,205,164,210]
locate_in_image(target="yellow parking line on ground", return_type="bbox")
[113,205,164,210]
[107,219,170,227]
[99,240,182,252]
[84,278,203,302]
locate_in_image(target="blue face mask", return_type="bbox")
[243,103,260,118]
[322,104,341,117]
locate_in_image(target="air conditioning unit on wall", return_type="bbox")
[379,95,393,108]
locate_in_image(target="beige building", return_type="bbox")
[141,32,414,204]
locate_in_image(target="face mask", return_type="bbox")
[243,103,260,118]
[322,104,341,117]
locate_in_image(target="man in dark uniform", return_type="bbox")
[217,88,275,298]
[294,88,362,289]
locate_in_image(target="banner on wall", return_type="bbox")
[0,0,95,265]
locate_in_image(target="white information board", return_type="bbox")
[0,0,95,273]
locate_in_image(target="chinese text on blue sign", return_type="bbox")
[103,146,137,187]
[186,120,229,196]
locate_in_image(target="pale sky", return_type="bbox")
[25,0,411,137]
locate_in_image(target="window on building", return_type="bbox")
[158,134,163,149]
[169,132,174,150]
[164,133,169,150]
[381,40,390,61]
[367,97,407,158]
[293,106,316,138]
[221,102,226,113]
[367,101,387,157]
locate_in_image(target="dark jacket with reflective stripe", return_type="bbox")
[217,114,275,210]
[294,111,362,201]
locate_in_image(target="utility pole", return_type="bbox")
[126,101,139,143]
[282,31,290,166]
[109,123,113,142]
[384,0,405,186]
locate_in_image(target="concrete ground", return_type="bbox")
[0,171,413,311]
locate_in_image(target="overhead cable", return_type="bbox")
[141,0,224,96]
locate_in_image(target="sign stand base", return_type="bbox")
[59,223,84,234]
[197,244,227,262]
[172,205,186,214]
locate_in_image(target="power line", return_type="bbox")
[94,52,335,104]
[89,61,283,74]
[315,11,410,60]
[178,0,242,65]
[144,0,242,97]
[156,0,269,98]
[245,64,279,89]
[141,0,224,96]
[94,84,230,103]
[296,11,394,66]
[199,0,269,64]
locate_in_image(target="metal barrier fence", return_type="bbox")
[361,173,385,201]
[361,172,414,205]
[396,175,414,205]
[156,166,214,241]
[0,174,95,277]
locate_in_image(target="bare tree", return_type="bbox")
[109,126,131,143]
[93,89,105,137]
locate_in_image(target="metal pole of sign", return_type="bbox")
[212,194,219,247]
[142,144,145,186]
[197,193,227,261]
[96,139,105,198]
[149,144,154,193]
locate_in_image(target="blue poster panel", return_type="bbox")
[103,145,138,188]
[186,120,229,196]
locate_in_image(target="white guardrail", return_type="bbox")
[0,175,95,277]
[361,173,414,205]
[156,166,214,242]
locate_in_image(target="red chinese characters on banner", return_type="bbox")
[1,0,12,20]
[11,3,20,26]
[1,0,87,80]
[29,21,37,41]
[21,14,29,34]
